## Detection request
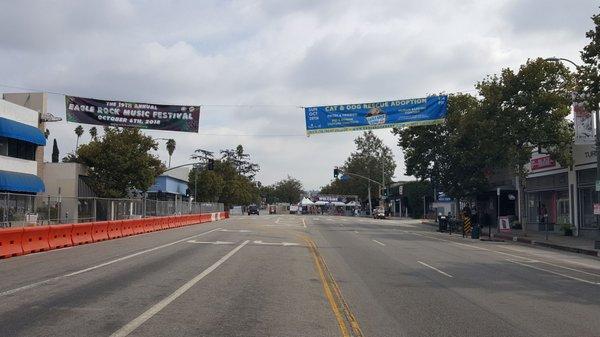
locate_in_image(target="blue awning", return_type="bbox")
[0,170,45,193]
[0,116,46,146]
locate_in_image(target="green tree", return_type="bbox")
[395,93,493,202]
[478,58,574,226]
[259,184,277,204]
[272,176,304,204]
[575,11,600,122]
[51,138,59,163]
[89,127,98,141]
[74,127,165,197]
[329,131,395,202]
[74,125,84,149]
[188,167,224,202]
[221,145,260,179]
[189,147,261,207]
[166,138,176,168]
[402,181,433,218]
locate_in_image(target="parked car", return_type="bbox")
[248,205,259,215]
[373,207,386,219]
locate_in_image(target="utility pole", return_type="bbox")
[368,181,373,216]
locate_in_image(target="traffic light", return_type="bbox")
[207,158,215,170]
[334,167,339,178]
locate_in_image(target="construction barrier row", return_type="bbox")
[0,212,229,259]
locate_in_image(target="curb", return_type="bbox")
[494,233,600,258]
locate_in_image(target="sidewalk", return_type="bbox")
[419,219,599,258]
[493,229,600,257]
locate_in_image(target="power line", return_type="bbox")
[0,83,303,108]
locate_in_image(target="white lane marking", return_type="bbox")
[354,231,359,234]
[372,239,386,246]
[0,227,223,297]
[218,229,251,233]
[110,240,249,337]
[253,240,300,246]
[187,240,235,245]
[418,261,453,278]
[276,217,281,224]
[302,218,307,228]
[406,231,600,281]
[505,259,600,286]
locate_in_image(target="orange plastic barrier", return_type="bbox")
[200,214,210,223]
[108,220,123,239]
[150,218,162,231]
[21,226,50,254]
[71,223,93,245]
[142,218,155,233]
[48,224,73,249]
[120,219,134,236]
[0,227,24,258]
[159,217,169,230]
[167,216,177,228]
[132,219,145,234]
[91,221,110,242]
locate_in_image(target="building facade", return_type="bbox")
[0,96,46,194]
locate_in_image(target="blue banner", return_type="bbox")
[305,95,447,135]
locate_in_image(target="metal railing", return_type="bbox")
[0,192,224,228]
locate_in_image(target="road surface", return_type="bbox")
[1,215,600,336]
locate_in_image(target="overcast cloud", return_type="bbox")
[0,0,597,190]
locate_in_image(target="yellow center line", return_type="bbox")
[302,235,364,337]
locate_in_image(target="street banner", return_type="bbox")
[573,101,594,145]
[65,95,200,133]
[304,95,448,135]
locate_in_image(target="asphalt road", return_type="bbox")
[1,215,600,337]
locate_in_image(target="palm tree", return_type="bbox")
[74,125,84,149]
[89,127,98,140]
[166,138,176,168]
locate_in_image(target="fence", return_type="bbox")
[0,192,224,228]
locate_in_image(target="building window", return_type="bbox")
[0,136,36,161]
[526,190,569,225]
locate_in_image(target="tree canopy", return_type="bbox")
[73,127,165,198]
[189,145,261,207]
[320,131,395,201]
[395,58,574,210]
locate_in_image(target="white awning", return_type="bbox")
[300,197,314,205]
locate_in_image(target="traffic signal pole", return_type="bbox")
[336,169,383,215]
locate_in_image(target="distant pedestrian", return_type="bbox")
[539,203,548,229]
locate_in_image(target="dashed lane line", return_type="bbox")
[418,261,453,278]
[110,240,250,337]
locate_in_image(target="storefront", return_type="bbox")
[525,172,569,231]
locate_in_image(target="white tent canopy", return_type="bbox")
[300,197,314,205]
[345,201,358,207]
[331,201,346,206]
[314,200,329,205]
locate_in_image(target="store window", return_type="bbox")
[526,190,569,225]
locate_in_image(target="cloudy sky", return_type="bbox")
[0,0,598,190]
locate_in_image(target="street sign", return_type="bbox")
[594,203,600,215]
[496,187,501,196]
[398,185,403,195]
[596,180,600,191]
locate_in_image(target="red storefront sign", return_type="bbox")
[530,156,556,170]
